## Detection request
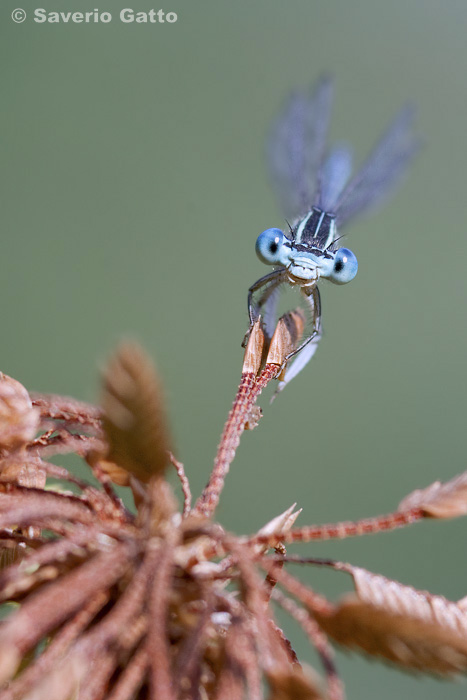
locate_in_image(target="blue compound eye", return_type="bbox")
[329,247,358,284]
[255,228,285,265]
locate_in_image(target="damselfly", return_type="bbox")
[247,77,420,392]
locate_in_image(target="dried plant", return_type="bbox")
[0,313,467,700]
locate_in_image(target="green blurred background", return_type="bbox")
[2,1,467,696]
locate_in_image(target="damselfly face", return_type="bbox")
[255,217,358,285]
[246,77,420,393]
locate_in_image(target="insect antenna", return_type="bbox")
[325,233,347,251]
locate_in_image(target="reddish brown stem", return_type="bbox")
[147,542,176,700]
[31,393,102,429]
[169,452,192,516]
[28,432,105,459]
[0,490,95,530]
[272,588,344,700]
[268,620,301,666]
[259,561,334,619]
[213,618,251,700]
[247,507,425,548]
[227,539,290,673]
[39,461,90,489]
[106,646,148,700]
[194,365,279,518]
[79,649,117,700]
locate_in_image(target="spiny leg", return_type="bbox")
[243,269,287,348]
[247,269,287,325]
[284,285,321,362]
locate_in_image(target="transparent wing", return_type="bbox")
[335,104,420,228]
[267,77,334,222]
[318,142,353,212]
[274,333,321,397]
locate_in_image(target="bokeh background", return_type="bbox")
[2,1,467,697]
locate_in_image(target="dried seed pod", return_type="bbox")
[101,343,172,483]
[399,470,467,519]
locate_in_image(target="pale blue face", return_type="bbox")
[255,227,358,285]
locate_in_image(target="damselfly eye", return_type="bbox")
[329,247,358,285]
[255,228,285,265]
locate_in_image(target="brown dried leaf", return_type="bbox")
[399,471,467,518]
[101,343,171,482]
[266,310,306,367]
[350,566,467,633]
[267,666,324,700]
[315,566,467,675]
[0,374,39,451]
[242,319,265,375]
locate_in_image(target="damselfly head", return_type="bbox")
[255,226,358,285]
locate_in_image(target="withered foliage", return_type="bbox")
[0,317,467,700]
